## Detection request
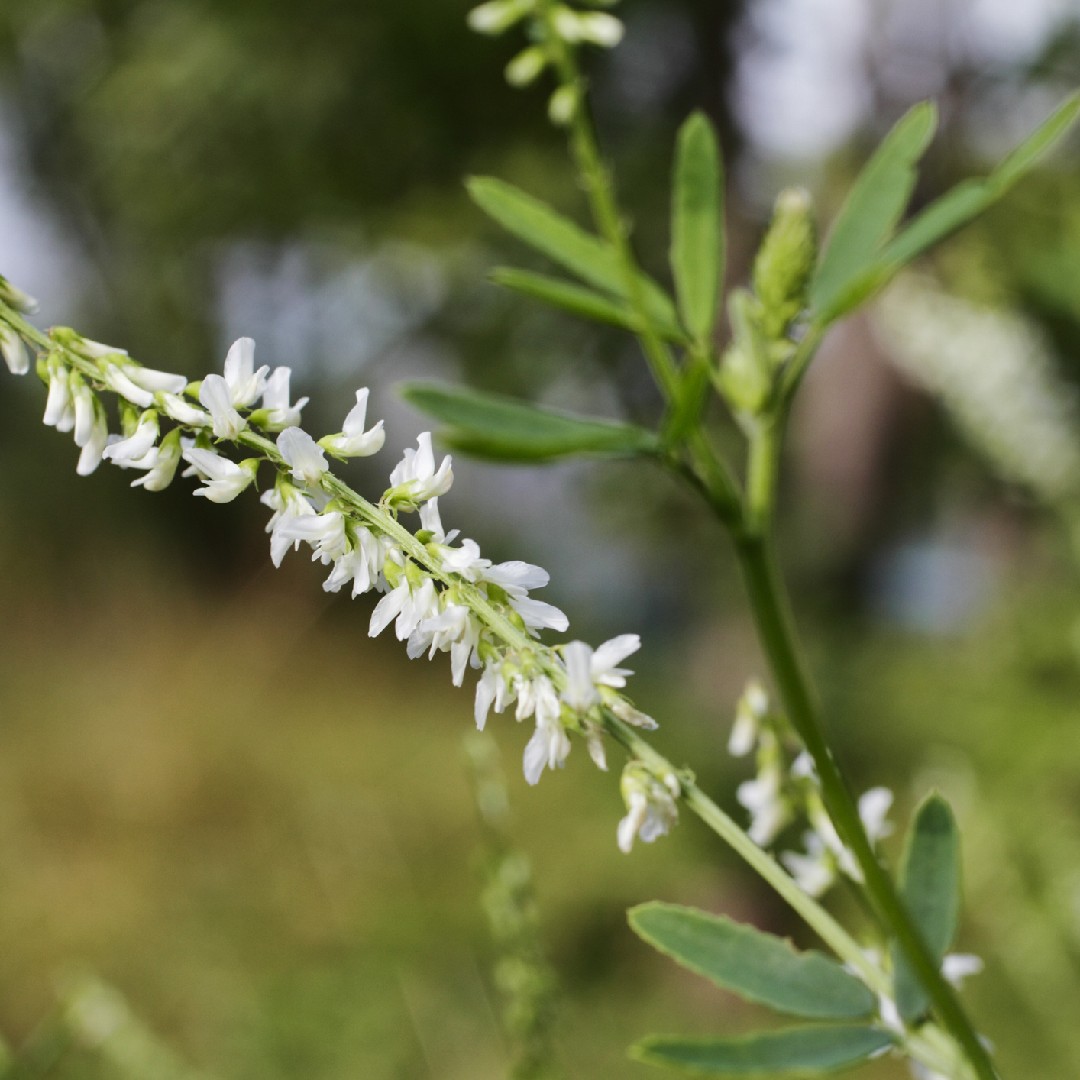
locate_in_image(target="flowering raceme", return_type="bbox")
[0,293,669,848]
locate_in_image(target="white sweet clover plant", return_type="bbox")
[2,1,1078,1076]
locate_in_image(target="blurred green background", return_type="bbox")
[0,0,1079,1077]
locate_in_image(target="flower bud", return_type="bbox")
[467,0,532,35]
[752,187,817,342]
[505,46,547,88]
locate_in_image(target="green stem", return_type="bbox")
[732,433,999,1080]
[538,11,742,524]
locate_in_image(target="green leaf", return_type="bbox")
[885,92,1080,266]
[810,102,937,317]
[467,176,678,330]
[629,903,876,1021]
[814,92,1080,324]
[893,794,962,1022]
[633,1024,895,1076]
[400,382,660,462]
[671,112,724,344]
[489,268,689,343]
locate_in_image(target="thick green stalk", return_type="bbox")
[733,422,999,1080]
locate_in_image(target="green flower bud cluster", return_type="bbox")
[717,189,817,418]
[467,0,624,126]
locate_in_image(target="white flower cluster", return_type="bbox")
[1,289,660,814]
[728,680,894,897]
[467,0,624,125]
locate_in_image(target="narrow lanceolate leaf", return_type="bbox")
[401,382,660,462]
[629,903,876,1021]
[893,794,962,1022]
[467,176,679,329]
[489,268,689,343]
[884,91,1080,267]
[671,112,724,344]
[810,102,937,319]
[814,92,1080,325]
[632,1024,896,1076]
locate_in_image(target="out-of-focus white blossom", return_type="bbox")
[617,763,680,852]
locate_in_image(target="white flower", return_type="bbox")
[482,560,568,633]
[942,953,983,987]
[199,375,246,440]
[319,387,385,458]
[103,412,159,468]
[521,677,569,784]
[737,767,790,846]
[131,430,183,491]
[609,697,658,730]
[322,528,384,598]
[72,335,128,360]
[385,432,453,509]
[474,663,514,731]
[182,446,258,503]
[259,367,308,430]
[509,594,569,633]
[159,392,210,427]
[71,376,98,448]
[265,488,318,566]
[75,404,110,476]
[408,603,480,686]
[858,787,894,843]
[43,362,75,432]
[728,679,769,757]
[271,509,349,566]
[617,766,680,853]
[781,832,836,897]
[222,337,268,406]
[103,362,186,408]
[369,575,440,641]
[277,427,328,486]
[1,324,28,375]
[561,634,640,712]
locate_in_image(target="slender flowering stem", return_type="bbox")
[1,287,986,1079]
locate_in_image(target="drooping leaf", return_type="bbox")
[814,92,1080,324]
[893,794,962,1022]
[467,176,678,329]
[671,112,724,344]
[628,903,876,1021]
[400,382,660,462]
[632,1024,895,1076]
[489,268,689,343]
[810,102,937,317]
